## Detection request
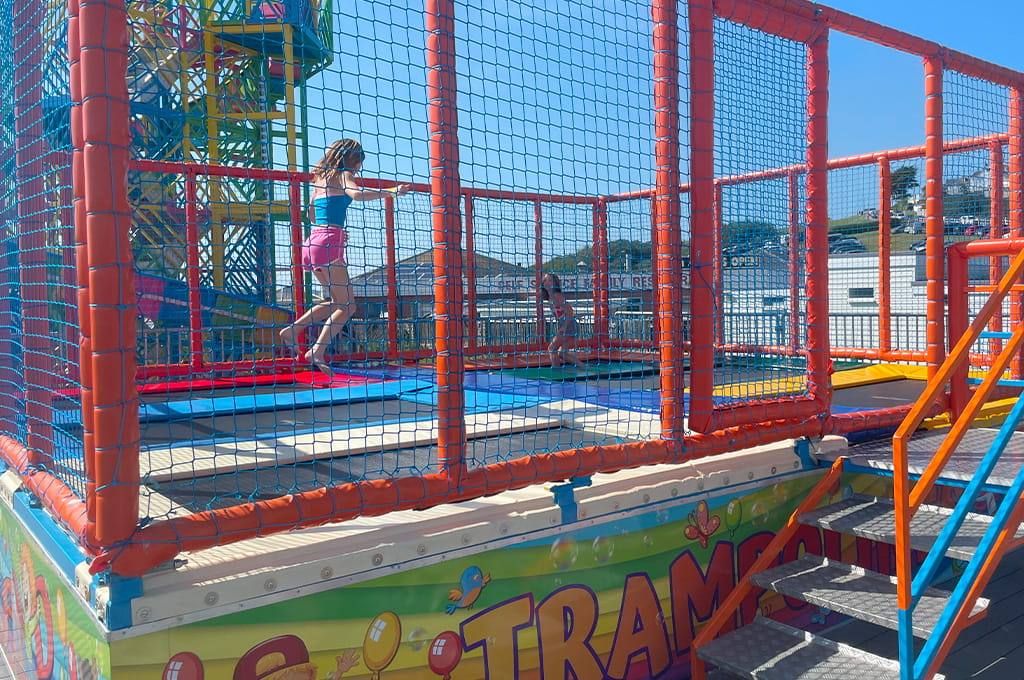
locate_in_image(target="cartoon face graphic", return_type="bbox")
[233,635,318,680]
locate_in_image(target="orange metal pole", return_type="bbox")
[79,0,139,547]
[384,195,401,357]
[534,200,545,342]
[653,0,686,442]
[733,0,1023,88]
[288,182,306,321]
[923,56,945,379]
[59,158,80,389]
[947,245,970,419]
[713,182,724,348]
[592,200,610,349]
[425,0,466,486]
[895,240,1024,514]
[184,175,205,372]
[987,142,1004,360]
[713,0,822,42]
[787,170,801,354]
[805,29,831,409]
[13,0,54,460]
[878,157,892,355]
[915,323,1024,510]
[687,0,716,434]
[1009,89,1023,380]
[463,196,479,355]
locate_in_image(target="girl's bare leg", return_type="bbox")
[549,336,565,367]
[305,262,354,377]
[280,301,334,357]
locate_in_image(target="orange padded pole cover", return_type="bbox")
[79,0,140,547]
[425,0,467,486]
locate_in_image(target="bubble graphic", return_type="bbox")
[592,536,615,564]
[751,501,770,527]
[550,537,579,570]
[408,627,430,652]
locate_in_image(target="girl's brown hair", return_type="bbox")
[540,272,562,301]
[312,138,364,185]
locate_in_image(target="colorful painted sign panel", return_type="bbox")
[0,500,110,679]
[111,472,907,680]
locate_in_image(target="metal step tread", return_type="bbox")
[826,428,1024,489]
[697,616,943,679]
[798,494,1024,561]
[751,554,989,637]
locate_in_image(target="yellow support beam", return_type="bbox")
[224,111,288,121]
[282,24,297,173]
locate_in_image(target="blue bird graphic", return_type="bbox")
[446,565,491,614]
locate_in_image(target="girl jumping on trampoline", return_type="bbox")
[541,273,584,368]
[280,138,410,377]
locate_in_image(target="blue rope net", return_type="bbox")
[4,0,85,497]
[711,17,808,401]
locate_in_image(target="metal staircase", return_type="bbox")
[691,239,1024,680]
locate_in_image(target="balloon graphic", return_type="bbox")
[725,499,743,534]
[363,612,402,679]
[427,631,463,679]
[163,652,204,680]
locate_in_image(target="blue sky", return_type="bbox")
[293,1,1024,275]
[824,0,1024,158]
[315,0,1024,184]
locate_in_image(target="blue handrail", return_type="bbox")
[912,390,1024,678]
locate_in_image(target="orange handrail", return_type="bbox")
[892,239,1024,617]
[690,457,847,680]
[893,242,1024,512]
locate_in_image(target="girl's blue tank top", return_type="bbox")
[311,194,353,227]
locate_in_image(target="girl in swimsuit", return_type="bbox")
[280,138,410,377]
[541,273,584,368]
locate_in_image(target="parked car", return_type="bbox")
[909,239,926,253]
[829,236,865,254]
[902,218,925,234]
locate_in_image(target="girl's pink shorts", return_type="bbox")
[301,228,347,271]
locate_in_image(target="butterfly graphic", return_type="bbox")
[684,500,721,548]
